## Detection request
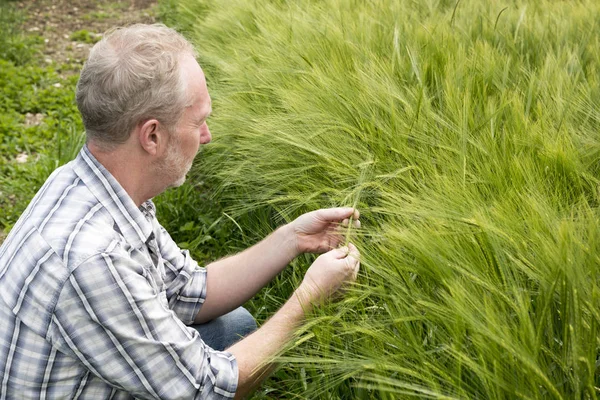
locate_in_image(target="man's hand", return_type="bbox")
[289,207,361,255]
[197,207,360,323]
[296,243,361,305]
[229,243,361,399]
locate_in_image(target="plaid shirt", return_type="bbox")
[0,146,238,399]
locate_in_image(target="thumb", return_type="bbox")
[325,246,349,259]
[318,207,355,222]
[347,243,360,258]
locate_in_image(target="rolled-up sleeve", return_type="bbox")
[49,252,238,399]
[154,224,209,324]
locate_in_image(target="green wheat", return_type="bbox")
[163,0,600,398]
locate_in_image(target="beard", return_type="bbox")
[159,139,195,189]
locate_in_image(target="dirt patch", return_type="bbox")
[16,0,158,73]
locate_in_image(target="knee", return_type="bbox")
[228,307,257,338]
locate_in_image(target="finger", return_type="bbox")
[348,247,360,280]
[353,209,360,220]
[347,242,360,258]
[337,217,359,232]
[345,246,360,266]
[344,256,360,283]
[318,207,356,222]
[344,255,359,269]
[344,257,353,271]
[352,260,360,280]
[343,253,359,269]
[327,246,349,259]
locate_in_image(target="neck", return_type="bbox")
[87,141,166,206]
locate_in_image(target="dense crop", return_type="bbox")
[166,0,600,398]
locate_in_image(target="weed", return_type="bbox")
[82,11,114,21]
[0,5,44,65]
[69,29,101,44]
[0,2,83,237]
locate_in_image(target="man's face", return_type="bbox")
[160,55,212,188]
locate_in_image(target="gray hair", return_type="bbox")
[76,24,196,149]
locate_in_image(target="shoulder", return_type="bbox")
[3,162,124,269]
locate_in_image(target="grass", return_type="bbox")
[70,29,101,44]
[164,0,600,398]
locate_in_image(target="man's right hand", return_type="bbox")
[297,243,361,305]
[229,243,360,399]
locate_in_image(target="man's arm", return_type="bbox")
[51,252,239,399]
[227,244,361,399]
[195,207,360,324]
[195,224,297,323]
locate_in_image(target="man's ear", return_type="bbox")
[138,119,166,156]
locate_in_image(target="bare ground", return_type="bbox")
[16,0,158,72]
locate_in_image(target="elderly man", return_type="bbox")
[0,24,360,399]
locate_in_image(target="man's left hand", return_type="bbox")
[289,207,360,255]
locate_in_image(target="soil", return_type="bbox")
[15,0,158,73]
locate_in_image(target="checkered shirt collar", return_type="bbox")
[71,145,155,248]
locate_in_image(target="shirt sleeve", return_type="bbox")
[153,222,208,324]
[49,251,238,400]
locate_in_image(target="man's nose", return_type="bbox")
[200,123,212,144]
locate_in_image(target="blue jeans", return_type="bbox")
[189,307,257,351]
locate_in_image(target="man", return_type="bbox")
[0,24,360,399]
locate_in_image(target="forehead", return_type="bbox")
[180,54,211,111]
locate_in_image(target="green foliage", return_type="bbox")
[0,61,81,156]
[154,176,245,266]
[69,29,101,44]
[169,0,600,398]
[0,2,44,65]
[0,1,84,235]
[82,10,113,21]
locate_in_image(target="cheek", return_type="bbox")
[194,131,202,151]
[184,128,201,153]
[186,132,201,158]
